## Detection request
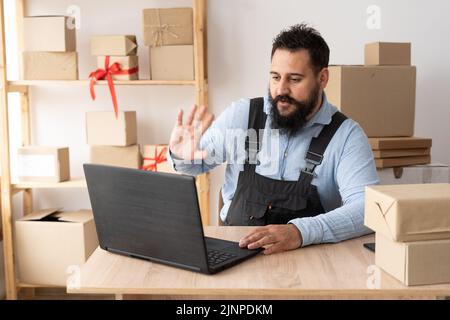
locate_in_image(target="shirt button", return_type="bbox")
[284,151,288,158]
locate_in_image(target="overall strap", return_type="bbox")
[245,97,267,170]
[299,111,348,185]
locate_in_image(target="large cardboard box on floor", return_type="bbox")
[364,184,450,242]
[90,145,142,169]
[91,35,137,56]
[150,45,194,80]
[96,56,139,80]
[86,111,137,146]
[325,65,416,137]
[365,42,411,66]
[378,164,450,185]
[23,52,78,80]
[375,233,450,286]
[24,16,76,52]
[15,209,98,286]
[142,7,193,47]
[17,146,70,183]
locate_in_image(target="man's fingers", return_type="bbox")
[263,242,284,255]
[193,149,208,160]
[247,234,276,249]
[239,229,271,248]
[176,109,183,126]
[186,105,197,126]
[239,230,261,247]
[195,105,207,121]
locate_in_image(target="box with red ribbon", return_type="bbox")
[141,144,178,174]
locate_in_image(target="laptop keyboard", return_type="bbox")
[207,249,237,267]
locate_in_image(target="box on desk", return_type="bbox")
[17,146,70,183]
[91,35,137,56]
[150,45,194,80]
[15,209,98,286]
[90,145,142,169]
[365,42,411,66]
[364,183,450,242]
[23,52,78,80]
[24,16,76,52]
[142,8,193,47]
[325,65,416,137]
[375,233,450,286]
[378,164,449,185]
[86,111,137,146]
[96,56,139,80]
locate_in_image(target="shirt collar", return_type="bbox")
[263,92,337,129]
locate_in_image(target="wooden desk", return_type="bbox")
[67,227,450,299]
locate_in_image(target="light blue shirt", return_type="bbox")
[168,93,379,247]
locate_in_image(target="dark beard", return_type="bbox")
[268,85,321,135]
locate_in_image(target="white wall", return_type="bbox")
[2,0,450,297]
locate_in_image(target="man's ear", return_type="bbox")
[319,68,329,90]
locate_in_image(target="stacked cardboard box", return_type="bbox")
[17,146,70,183]
[90,35,139,80]
[142,8,194,80]
[369,137,432,169]
[23,16,78,80]
[86,111,142,169]
[365,184,450,286]
[142,144,179,174]
[326,42,433,169]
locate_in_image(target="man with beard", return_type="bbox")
[168,24,378,254]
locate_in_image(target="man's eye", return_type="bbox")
[291,78,301,82]
[272,76,280,80]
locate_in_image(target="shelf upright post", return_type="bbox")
[0,0,18,300]
[193,0,210,226]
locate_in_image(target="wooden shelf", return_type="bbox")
[7,80,196,89]
[12,178,87,191]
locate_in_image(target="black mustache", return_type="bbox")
[273,95,296,105]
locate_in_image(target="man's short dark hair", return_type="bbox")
[271,23,330,74]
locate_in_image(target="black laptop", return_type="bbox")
[83,164,262,274]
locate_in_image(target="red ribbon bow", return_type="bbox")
[141,146,168,172]
[89,56,139,118]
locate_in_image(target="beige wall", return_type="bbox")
[2,0,450,297]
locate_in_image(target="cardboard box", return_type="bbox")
[15,209,98,286]
[142,8,193,47]
[372,148,430,159]
[377,164,450,185]
[86,111,137,146]
[23,52,78,80]
[90,145,142,169]
[142,144,177,173]
[375,233,450,286]
[17,147,70,183]
[375,155,430,169]
[364,183,450,242]
[365,42,411,66]
[150,45,194,80]
[96,56,139,80]
[369,137,432,150]
[325,66,416,137]
[91,35,137,56]
[24,16,76,52]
